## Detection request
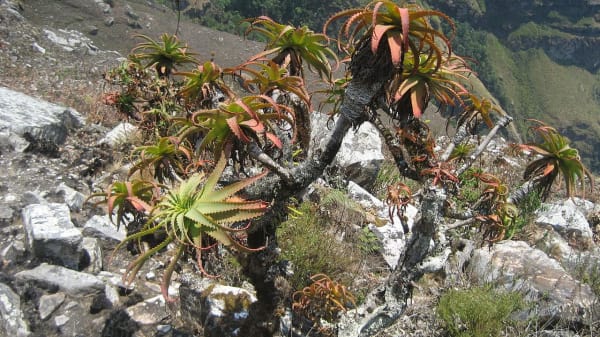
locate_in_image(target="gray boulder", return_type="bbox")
[0,239,27,264]
[0,128,28,152]
[346,181,418,269]
[179,276,256,337]
[0,87,84,152]
[43,28,99,54]
[126,295,169,325]
[536,198,594,249]
[15,263,105,297]
[80,237,103,274]
[533,226,600,277]
[22,203,83,269]
[83,215,127,243]
[38,292,66,321]
[202,285,257,337]
[56,183,85,212]
[311,112,384,190]
[0,283,31,337]
[468,240,597,326]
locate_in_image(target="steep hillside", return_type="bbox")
[425,0,600,173]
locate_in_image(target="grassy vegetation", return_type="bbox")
[437,286,525,337]
[573,255,600,298]
[511,190,542,240]
[276,202,364,291]
[372,161,404,200]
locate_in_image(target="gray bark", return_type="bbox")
[507,180,537,205]
[338,187,448,337]
[456,115,513,176]
[440,123,471,162]
[239,79,386,336]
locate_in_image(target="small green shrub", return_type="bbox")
[573,256,600,298]
[373,161,404,200]
[452,168,483,212]
[437,286,524,337]
[277,202,361,290]
[508,190,542,240]
[358,226,381,255]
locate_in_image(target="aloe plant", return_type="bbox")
[325,1,471,120]
[520,119,594,199]
[178,61,234,108]
[129,136,193,183]
[88,179,159,230]
[229,60,311,108]
[131,33,198,77]
[245,16,337,81]
[191,95,292,156]
[113,153,268,300]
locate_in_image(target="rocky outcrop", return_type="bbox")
[311,112,384,191]
[468,240,598,327]
[179,275,257,337]
[0,283,31,337]
[15,263,105,296]
[0,86,84,153]
[535,198,595,249]
[82,215,127,243]
[346,181,419,269]
[22,203,83,270]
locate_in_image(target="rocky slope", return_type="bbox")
[1,1,600,337]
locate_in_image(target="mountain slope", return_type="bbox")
[425,0,600,173]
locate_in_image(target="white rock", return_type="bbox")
[311,112,384,189]
[536,199,593,247]
[104,285,121,307]
[15,263,105,297]
[202,285,257,337]
[0,240,26,263]
[83,215,126,243]
[56,183,85,212]
[31,42,45,54]
[54,314,70,327]
[347,181,418,269]
[80,237,103,274]
[39,293,66,320]
[97,271,135,292]
[0,86,84,149]
[125,296,167,325]
[22,203,83,269]
[98,122,136,147]
[145,271,156,281]
[0,283,31,337]
[0,128,29,152]
[468,240,597,325]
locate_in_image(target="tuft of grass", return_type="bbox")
[372,161,422,200]
[573,255,600,298]
[358,226,382,255]
[511,190,542,240]
[437,286,525,337]
[373,161,403,199]
[277,202,362,290]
